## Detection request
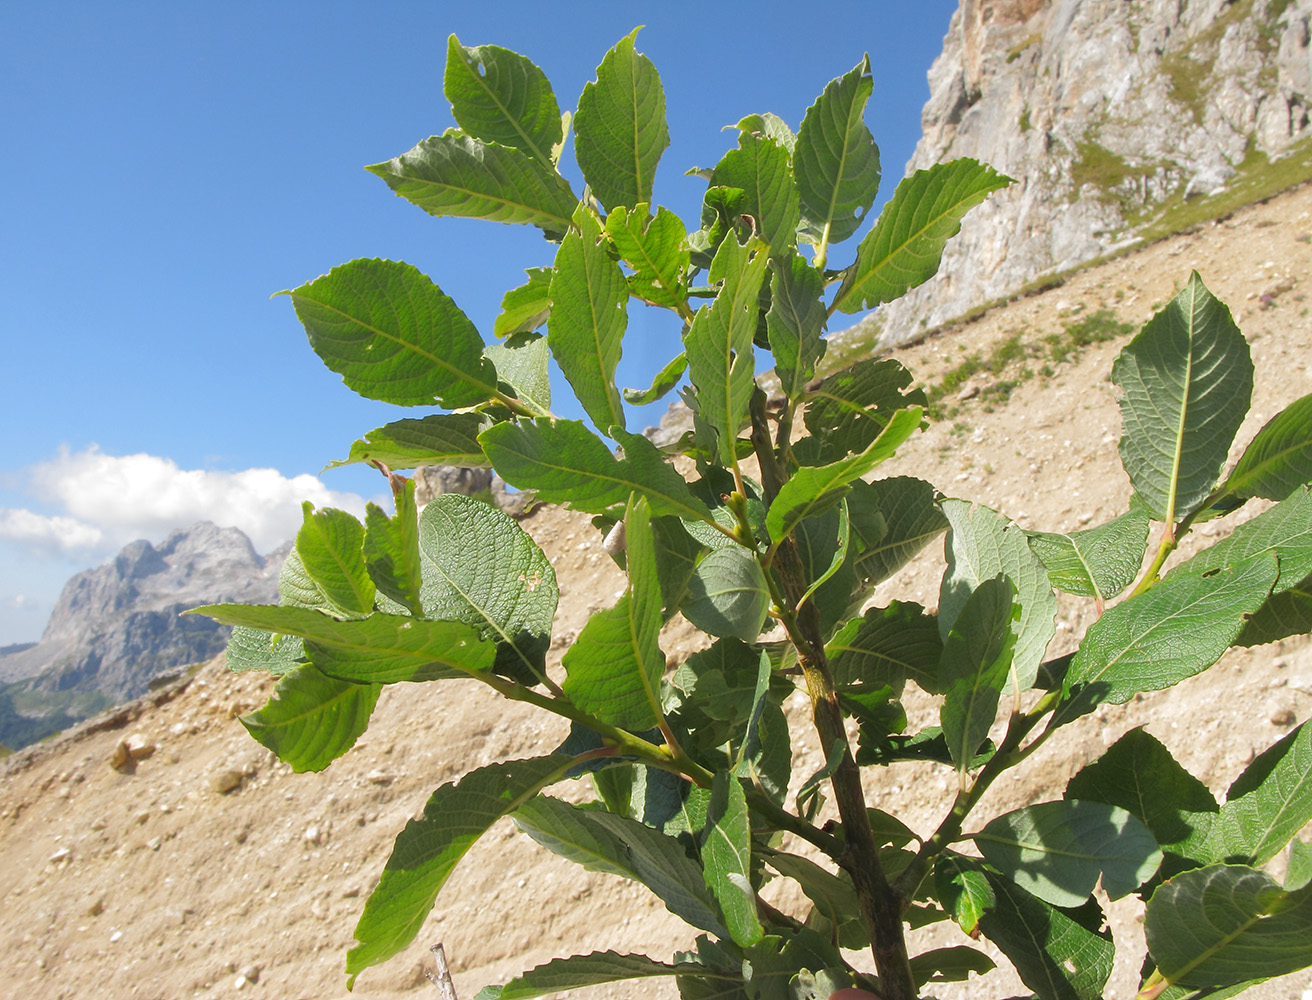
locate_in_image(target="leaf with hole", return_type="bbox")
[444,36,562,167]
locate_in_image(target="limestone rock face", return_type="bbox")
[0,524,286,748]
[870,0,1312,346]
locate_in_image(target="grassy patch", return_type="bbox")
[1043,309,1134,363]
[1133,136,1312,240]
[926,309,1135,420]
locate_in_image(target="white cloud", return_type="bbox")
[14,445,372,557]
[0,507,104,557]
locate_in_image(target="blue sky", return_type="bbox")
[0,1,958,645]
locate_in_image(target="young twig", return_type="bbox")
[425,942,459,1000]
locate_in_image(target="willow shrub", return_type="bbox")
[197,31,1312,1000]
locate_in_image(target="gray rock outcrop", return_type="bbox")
[867,0,1312,346]
[0,523,286,748]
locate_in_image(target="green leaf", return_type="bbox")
[1064,727,1218,868]
[794,55,881,248]
[1145,864,1312,987]
[971,863,1115,1000]
[1238,571,1312,646]
[827,600,943,695]
[444,36,562,167]
[701,773,763,947]
[346,756,571,986]
[295,503,374,616]
[479,419,714,523]
[240,663,379,773]
[278,548,353,618]
[475,952,713,1000]
[799,359,927,466]
[574,29,669,213]
[740,928,847,1000]
[606,203,690,311]
[907,946,995,986]
[225,626,304,675]
[848,477,947,586]
[363,480,423,617]
[1169,485,1312,597]
[767,852,863,942]
[796,499,850,614]
[283,258,500,408]
[512,794,728,936]
[624,351,688,406]
[1287,838,1312,891]
[938,575,1019,771]
[669,637,765,728]
[1026,503,1152,601]
[192,604,494,683]
[1207,721,1312,867]
[683,235,771,465]
[327,413,490,471]
[562,496,666,730]
[973,800,1162,907]
[652,515,705,620]
[939,498,1058,691]
[766,251,827,400]
[682,546,770,643]
[419,494,557,683]
[486,330,551,414]
[1113,272,1254,522]
[711,132,800,257]
[1225,391,1312,500]
[833,159,1011,314]
[1058,552,1278,723]
[734,113,796,155]
[933,858,994,936]
[767,406,922,543]
[367,131,576,237]
[549,209,628,432]
[494,267,552,338]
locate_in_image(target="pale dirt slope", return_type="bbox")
[4,186,1312,1000]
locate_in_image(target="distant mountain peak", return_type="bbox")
[0,522,287,749]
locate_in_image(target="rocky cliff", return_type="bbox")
[868,0,1312,346]
[0,523,286,749]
